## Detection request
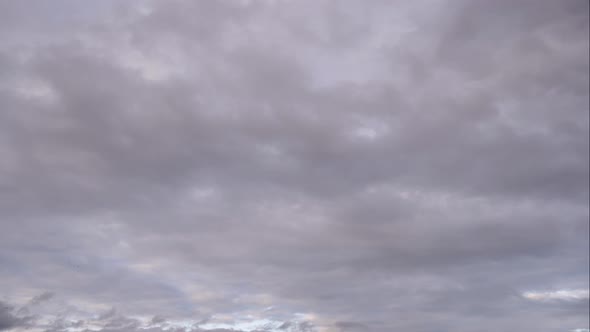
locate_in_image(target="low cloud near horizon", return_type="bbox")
[0,1,588,331]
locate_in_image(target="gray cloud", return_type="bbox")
[29,291,55,306]
[0,0,588,331]
[0,301,32,331]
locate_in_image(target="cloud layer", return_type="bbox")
[0,1,588,331]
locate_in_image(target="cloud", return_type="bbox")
[29,291,55,306]
[0,301,32,331]
[0,0,588,331]
[523,289,590,302]
[334,321,370,331]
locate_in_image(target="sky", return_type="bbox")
[0,1,588,331]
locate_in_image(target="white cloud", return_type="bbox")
[522,289,590,302]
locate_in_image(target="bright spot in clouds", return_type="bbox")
[523,289,590,302]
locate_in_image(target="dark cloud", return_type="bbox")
[0,0,588,331]
[29,291,55,306]
[0,301,32,331]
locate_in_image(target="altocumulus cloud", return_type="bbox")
[0,0,588,332]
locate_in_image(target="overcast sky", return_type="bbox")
[0,1,588,332]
